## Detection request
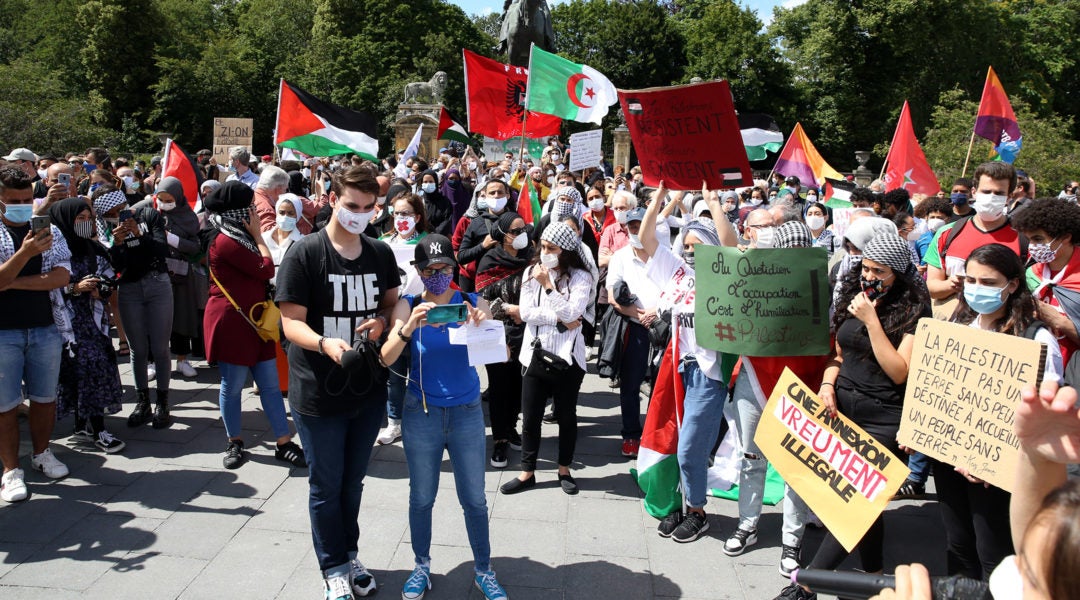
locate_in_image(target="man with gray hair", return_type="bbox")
[253,165,327,235]
[598,190,638,268]
[225,146,259,190]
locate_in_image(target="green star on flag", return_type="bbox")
[525,45,618,125]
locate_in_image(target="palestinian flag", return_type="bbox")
[823,176,856,208]
[437,106,471,145]
[738,113,784,161]
[631,338,685,519]
[518,175,543,226]
[275,79,379,161]
[526,46,617,125]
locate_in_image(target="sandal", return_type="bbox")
[117,340,130,357]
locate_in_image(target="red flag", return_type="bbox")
[161,139,203,210]
[884,101,939,196]
[463,49,561,141]
[517,174,541,225]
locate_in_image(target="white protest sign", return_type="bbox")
[568,129,603,172]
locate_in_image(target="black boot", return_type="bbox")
[127,389,152,428]
[151,390,171,429]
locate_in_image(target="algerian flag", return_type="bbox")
[526,45,617,125]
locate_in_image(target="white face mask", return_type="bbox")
[546,175,556,186]
[512,232,529,250]
[122,175,138,193]
[336,205,373,234]
[488,195,508,212]
[750,196,763,206]
[302,167,311,179]
[973,192,1008,220]
[754,226,776,248]
[614,209,629,224]
[276,215,297,232]
[157,201,176,212]
[394,215,416,236]
[589,198,605,212]
[628,233,644,249]
[927,217,947,232]
[376,195,386,206]
[806,194,817,202]
[988,555,1022,600]
[540,251,560,269]
[806,215,826,231]
[422,182,436,194]
[468,161,477,170]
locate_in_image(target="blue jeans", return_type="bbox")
[218,359,290,439]
[619,322,650,440]
[907,451,930,484]
[0,325,62,411]
[386,353,407,421]
[118,272,173,391]
[402,391,490,573]
[678,359,727,509]
[292,401,384,573]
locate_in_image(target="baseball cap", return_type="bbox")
[261,155,272,162]
[625,207,646,223]
[412,234,457,270]
[3,148,37,162]
[784,175,801,186]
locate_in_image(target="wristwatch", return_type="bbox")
[317,336,327,355]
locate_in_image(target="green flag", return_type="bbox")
[525,46,617,125]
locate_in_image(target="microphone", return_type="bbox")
[792,569,992,600]
[338,330,372,373]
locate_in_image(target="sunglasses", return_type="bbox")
[507,226,528,235]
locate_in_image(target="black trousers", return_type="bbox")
[519,365,585,471]
[933,460,1012,580]
[485,358,523,441]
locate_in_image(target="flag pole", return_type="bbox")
[960,130,977,178]
[518,43,537,167]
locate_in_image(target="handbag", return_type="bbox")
[209,267,281,343]
[524,282,573,381]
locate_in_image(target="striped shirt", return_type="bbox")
[518,265,593,371]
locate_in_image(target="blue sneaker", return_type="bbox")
[401,566,431,600]
[475,571,508,600]
[324,572,354,600]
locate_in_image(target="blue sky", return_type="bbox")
[448,0,800,24]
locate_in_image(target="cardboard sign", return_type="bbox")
[694,246,831,356]
[756,368,910,551]
[898,319,1047,492]
[568,129,603,172]
[617,80,752,190]
[213,117,253,166]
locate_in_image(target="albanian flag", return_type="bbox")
[463,49,561,141]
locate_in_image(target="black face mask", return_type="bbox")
[860,276,888,301]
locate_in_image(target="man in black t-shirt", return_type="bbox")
[0,166,72,503]
[276,166,399,600]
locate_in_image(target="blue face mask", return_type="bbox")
[89,182,102,193]
[964,283,1007,315]
[83,162,96,174]
[950,192,968,205]
[3,203,33,224]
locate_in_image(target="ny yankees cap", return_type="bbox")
[412,234,457,270]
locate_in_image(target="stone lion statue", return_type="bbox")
[403,71,447,105]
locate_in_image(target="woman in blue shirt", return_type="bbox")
[381,234,508,600]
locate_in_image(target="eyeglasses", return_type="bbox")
[507,226,528,235]
[747,223,771,229]
[419,265,454,277]
[394,210,416,218]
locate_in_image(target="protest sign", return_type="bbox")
[898,318,1047,492]
[756,368,910,551]
[568,129,602,172]
[694,246,830,356]
[830,207,855,243]
[213,117,253,166]
[482,136,546,161]
[617,80,751,190]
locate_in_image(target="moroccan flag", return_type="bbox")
[739,113,784,161]
[463,49,562,141]
[437,106,471,145]
[161,138,203,211]
[822,177,856,208]
[974,66,1023,164]
[525,46,618,125]
[517,175,542,226]
[631,338,685,519]
[884,101,940,196]
[275,79,379,161]
[773,122,843,187]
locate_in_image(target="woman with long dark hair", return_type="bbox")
[775,233,931,600]
[932,243,1061,581]
[500,222,594,496]
[476,211,533,468]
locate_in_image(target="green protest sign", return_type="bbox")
[694,246,830,356]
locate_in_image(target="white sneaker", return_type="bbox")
[175,360,197,378]
[147,363,156,382]
[31,448,69,479]
[0,468,27,502]
[349,559,377,596]
[376,420,401,445]
[323,572,353,600]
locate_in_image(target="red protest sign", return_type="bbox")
[618,80,752,190]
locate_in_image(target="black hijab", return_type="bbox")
[49,197,108,259]
[478,210,532,273]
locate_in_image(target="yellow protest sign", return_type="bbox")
[755,368,910,551]
[898,318,1047,493]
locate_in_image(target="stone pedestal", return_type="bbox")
[613,126,632,172]
[854,150,873,187]
[394,104,441,159]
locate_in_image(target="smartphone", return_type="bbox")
[118,209,133,223]
[31,215,50,235]
[57,173,71,187]
[427,303,468,325]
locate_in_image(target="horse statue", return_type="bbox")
[498,0,555,67]
[403,71,447,105]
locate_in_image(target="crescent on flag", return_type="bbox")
[567,73,592,108]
